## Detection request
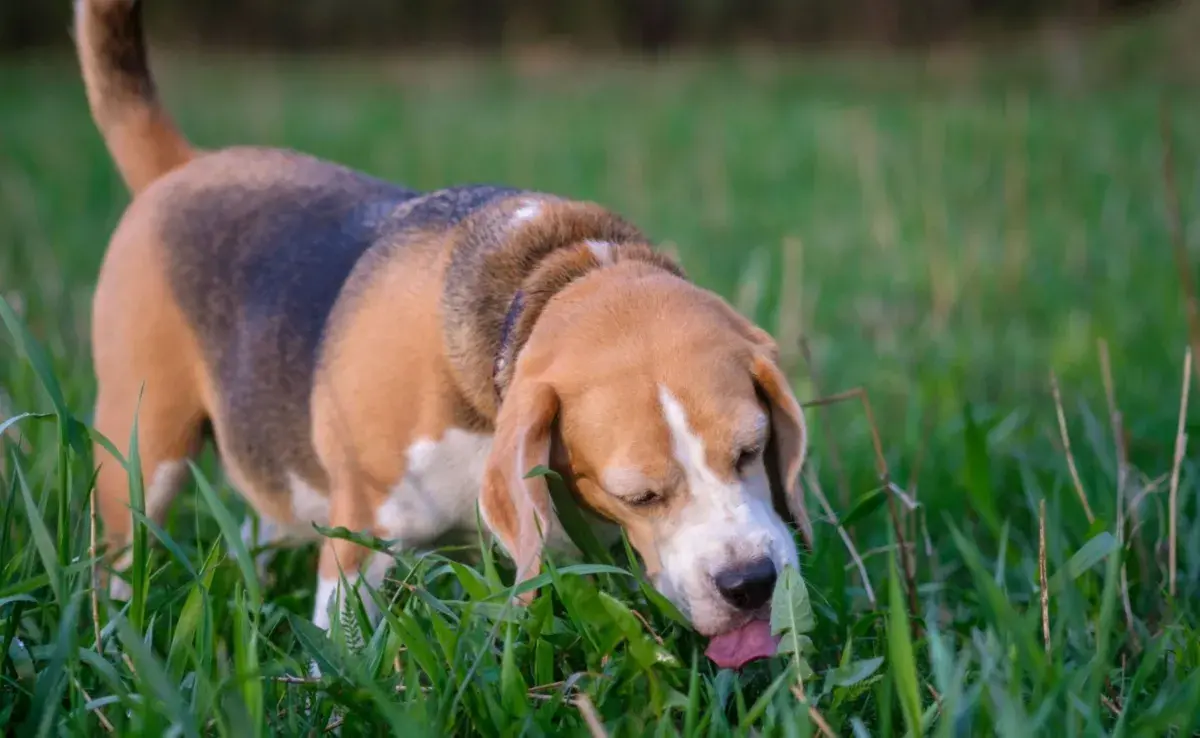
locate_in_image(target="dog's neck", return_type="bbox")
[441,199,685,420]
[490,241,685,403]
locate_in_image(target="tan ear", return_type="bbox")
[751,352,813,550]
[480,380,560,592]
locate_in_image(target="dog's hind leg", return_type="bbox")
[90,225,208,601]
[93,379,206,600]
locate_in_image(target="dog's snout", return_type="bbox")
[714,558,777,611]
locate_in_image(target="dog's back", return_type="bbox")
[74,0,539,536]
[75,0,541,494]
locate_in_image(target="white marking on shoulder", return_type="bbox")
[585,240,615,264]
[511,200,542,225]
[375,429,494,544]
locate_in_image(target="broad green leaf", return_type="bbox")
[770,564,816,640]
[770,565,816,680]
[598,591,680,668]
[448,560,492,600]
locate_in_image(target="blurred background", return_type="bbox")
[0,0,1175,53]
[2,0,1199,512]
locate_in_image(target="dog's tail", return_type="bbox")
[74,0,193,195]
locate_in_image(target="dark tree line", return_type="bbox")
[2,0,1165,53]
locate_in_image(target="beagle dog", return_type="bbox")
[75,0,812,670]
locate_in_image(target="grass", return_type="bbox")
[3,6,1200,735]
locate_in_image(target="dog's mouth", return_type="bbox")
[704,618,778,670]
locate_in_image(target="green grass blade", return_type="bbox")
[738,668,792,730]
[684,650,702,737]
[525,464,613,565]
[125,390,149,632]
[232,585,264,738]
[129,507,198,581]
[168,541,220,676]
[474,504,504,592]
[888,552,923,737]
[1047,532,1120,594]
[0,294,68,415]
[115,615,200,738]
[374,600,442,679]
[77,648,128,699]
[286,610,346,679]
[961,403,1001,536]
[448,559,492,600]
[13,458,62,604]
[0,412,53,437]
[23,590,82,736]
[499,621,529,718]
[189,461,261,608]
[841,487,888,528]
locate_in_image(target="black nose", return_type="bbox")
[714,558,777,611]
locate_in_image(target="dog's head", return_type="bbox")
[479,247,809,670]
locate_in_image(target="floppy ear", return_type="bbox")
[480,379,560,592]
[751,351,813,550]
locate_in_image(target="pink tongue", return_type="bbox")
[704,619,779,670]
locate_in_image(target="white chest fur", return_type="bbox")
[374,429,494,545]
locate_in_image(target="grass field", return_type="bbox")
[3,8,1200,735]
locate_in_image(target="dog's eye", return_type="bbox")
[626,491,661,508]
[735,447,761,474]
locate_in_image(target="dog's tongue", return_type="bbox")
[704,619,779,670]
